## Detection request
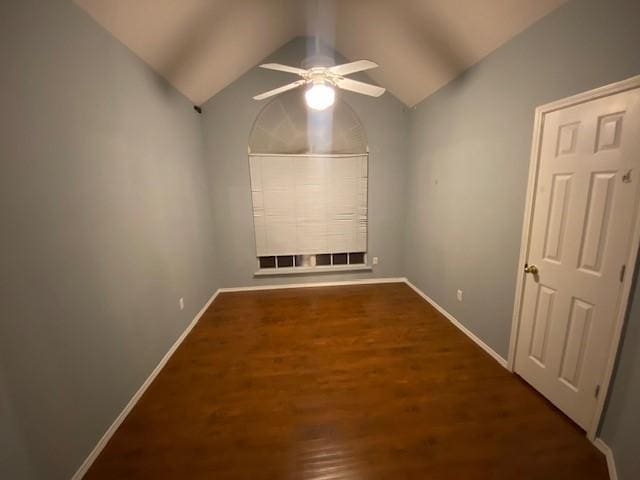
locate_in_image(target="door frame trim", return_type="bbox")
[507,74,640,440]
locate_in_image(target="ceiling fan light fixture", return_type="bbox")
[305,82,335,111]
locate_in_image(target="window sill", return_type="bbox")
[254,265,373,277]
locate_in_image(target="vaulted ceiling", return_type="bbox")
[73,0,567,106]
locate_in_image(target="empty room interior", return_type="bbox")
[3,0,640,479]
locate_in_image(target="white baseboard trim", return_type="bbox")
[593,438,618,480]
[403,279,508,369]
[71,289,221,480]
[219,277,406,293]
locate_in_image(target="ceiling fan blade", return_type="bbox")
[329,60,379,76]
[335,78,385,97]
[253,80,306,100]
[259,63,308,77]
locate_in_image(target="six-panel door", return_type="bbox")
[515,88,640,430]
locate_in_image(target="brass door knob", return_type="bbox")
[524,264,539,275]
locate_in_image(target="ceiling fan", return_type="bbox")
[253,59,385,111]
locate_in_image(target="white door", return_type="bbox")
[515,86,640,430]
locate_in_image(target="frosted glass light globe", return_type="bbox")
[305,83,335,111]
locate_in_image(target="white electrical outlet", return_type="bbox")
[456,290,463,302]
[372,256,379,265]
[179,297,184,310]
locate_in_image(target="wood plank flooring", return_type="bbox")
[86,283,608,479]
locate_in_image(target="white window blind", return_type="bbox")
[249,154,368,256]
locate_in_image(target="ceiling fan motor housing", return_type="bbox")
[308,71,337,87]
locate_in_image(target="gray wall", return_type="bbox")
[601,274,640,480]
[404,0,640,477]
[201,37,409,288]
[0,0,219,478]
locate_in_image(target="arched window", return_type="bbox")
[249,89,367,155]
[248,90,369,273]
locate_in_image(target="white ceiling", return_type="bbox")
[74,0,567,106]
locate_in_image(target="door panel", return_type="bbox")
[515,87,640,430]
[543,174,572,262]
[529,285,555,366]
[558,298,592,389]
[578,172,616,273]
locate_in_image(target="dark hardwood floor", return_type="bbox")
[86,283,608,479]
